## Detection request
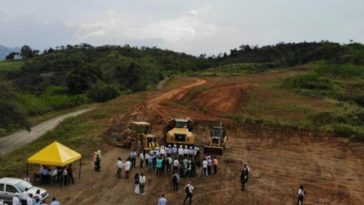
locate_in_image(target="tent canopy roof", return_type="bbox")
[27,141,81,167]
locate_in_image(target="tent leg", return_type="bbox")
[26,163,29,179]
[79,159,81,179]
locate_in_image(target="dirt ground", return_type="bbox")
[46,76,364,205]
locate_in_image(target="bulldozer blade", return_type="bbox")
[203,146,224,155]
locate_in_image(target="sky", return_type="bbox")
[0,0,363,55]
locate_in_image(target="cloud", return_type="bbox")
[64,6,218,51]
[0,0,363,55]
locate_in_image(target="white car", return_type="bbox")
[0,177,48,204]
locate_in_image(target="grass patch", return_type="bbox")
[0,92,146,177]
[0,60,24,76]
[17,93,90,116]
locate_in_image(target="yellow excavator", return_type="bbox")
[203,125,228,155]
[164,118,195,146]
[108,121,159,152]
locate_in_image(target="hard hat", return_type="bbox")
[174,144,177,147]
[180,145,182,148]
[189,146,192,149]
[185,145,188,148]
[168,144,171,147]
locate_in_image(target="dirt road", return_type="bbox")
[46,77,364,205]
[0,108,92,155]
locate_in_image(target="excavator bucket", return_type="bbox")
[203,145,224,155]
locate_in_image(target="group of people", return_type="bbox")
[110,144,219,204]
[38,164,74,187]
[93,145,307,205]
[11,189,61,205]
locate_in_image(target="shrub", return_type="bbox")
[282,72,332,90]
[88,83,120,102]
[316,64,364,78]
[309,112,335,126]
[330,124,357,136]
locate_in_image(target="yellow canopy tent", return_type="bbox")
[27,141,82,178]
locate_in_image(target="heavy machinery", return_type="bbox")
[164,118,195,146]
[203,125,228,155]
[107,121,159,152]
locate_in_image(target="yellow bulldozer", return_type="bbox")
[108,121,160,152]
[203,125,228,155]
[164,118,195,146]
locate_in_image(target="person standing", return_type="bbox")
[130,150,137,169]
[157,194,167,205]
[240,164,249,191]
[202,158,208,178]
[183,182,194,205]
[139,173,146,195]
[95,154,101,172]
[213,157,219,174]
[124,159,132,179]
[61,168,68,187]
[172,172,180,191]
[116,157,123,178]
[297,185,306,205]
[139,151,145,168]
[173,158,179,174]
[156,157,163,176]
[12,193,21,205]
[49,197,61,205]
[207,157,212,176]
[134,173,140,194]
[67,164,74,184]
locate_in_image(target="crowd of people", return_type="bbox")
[37,165,74,187]
[103,144,221,204]
[26,144,305,205]
[11,190,61,205]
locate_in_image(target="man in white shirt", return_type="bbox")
[178,146,184,160]
[172,145,177,156]
[202,158,208,177]
[173,159,179,173]
[116,157,123,178]
[139,151,145,168]
[183,182,194,205]
[139,173,146,195]
[157,194,167,205]
[12,193,21,205]
[124,160,131,179]
[183,146,189,158]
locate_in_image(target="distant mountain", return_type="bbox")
[0,45,20,60]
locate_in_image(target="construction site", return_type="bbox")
[41,73,364,205]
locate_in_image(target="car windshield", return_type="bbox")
[16,181,33,192]
[175,121,188,128]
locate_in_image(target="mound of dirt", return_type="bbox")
[190,84,254,114]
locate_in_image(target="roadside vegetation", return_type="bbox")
[0,91,146,176]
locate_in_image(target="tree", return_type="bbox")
[5,52,18,60]
[66,65,103,94]
[20,45,35,59]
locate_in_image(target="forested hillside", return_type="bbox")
[0,44,210,134]
[1,41,364,135]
